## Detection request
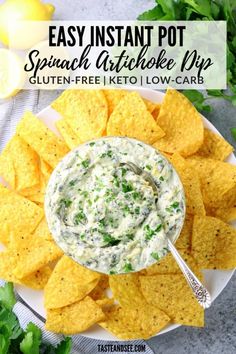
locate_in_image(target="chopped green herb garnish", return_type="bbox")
[60,198,72,208]
[103,234,121,246]
[171,202,179,209]
[146,164,152,170]
[123,262,133,273]
[80,233,85,240]
[122,181,133,193]
[81,159,90,168]
[121,167,127,176]
[134,206,140,214]
[74,211,86,225]
[144,224,162,240]
[113,175,120,188]
[132,191,141,200]
[151,252,160,261]
[159,176,164,181]
[89,142,95,146]
[69,180,76,187]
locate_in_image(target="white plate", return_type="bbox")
[15,88,235,341]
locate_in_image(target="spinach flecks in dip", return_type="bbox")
[45,137,185,274]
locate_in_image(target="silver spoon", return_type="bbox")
[120,161,211,309]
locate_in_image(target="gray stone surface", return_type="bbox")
[36,1,236,353]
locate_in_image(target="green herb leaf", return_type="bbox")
[0,283,16,310]
[151,252,160,261]
[102,233,121,246]
[123,263,133,273]
[20,323,41,354]
[231,127,236,141]
[55,337,72,354]
[81,159,90,168]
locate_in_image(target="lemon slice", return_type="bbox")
[0,49,25,99]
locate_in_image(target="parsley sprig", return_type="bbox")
[138,0,236,112]
[0,283,72,354]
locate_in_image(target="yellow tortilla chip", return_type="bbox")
[145,249,201,278]
[187,156,236,208]
[99,304,170,340]
[0,149,15,189]
[40,158,53,183]
[33,218,53,241]
[90,275,109,301]
[16,112,69,168]
[11,232,62,279]
[103,89,156,115]
[109,273,146,308]
[107,92,165,144]
[207,207,236,223]
[0,250,52,289]
[46,296,105,334]
[44,255,100,309]
[96,298,114,309]
[52,90,108,143]
[153,88,204,156]
[152,103,161,120]
[192,215,236,269]
[170,153,205,216]
[56,119,81,150]
[175,214,193,250]
[140,274,204,327]
[0,184,43,245]
[0,135,40,191]
[195,129,234,161]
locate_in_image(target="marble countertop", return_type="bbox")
[36,1,236,353]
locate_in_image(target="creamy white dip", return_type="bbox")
[45,137,185,274]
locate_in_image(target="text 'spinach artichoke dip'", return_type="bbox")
[45,137,185,274]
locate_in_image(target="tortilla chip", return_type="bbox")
[99,304,170,340]
[152,103,161,120]
[195,129,234,161]
[175,214,193,250]
[103,89,156,115]
[90,275,109,301]
[107,92,165,144]
[153,89,204,156]
[0,135,40,192]
[96,298,114,308]
[46,296,105,334]
[109,273,146,308]
[0,184,43,245]
[52,90,108,143]
[206,207,236,223]
[11,233,62,279]
[40,158,53,183]
[0,250,52,289]
[187,156,236,208]
[145,249,201,278]
[191,215,236,269]
[44,255,100,309]
[16,112,69,168]
[56,119,81,150]
[0,148,15,189]
[140,274,204,327]
[170,153,205,216]
[33,218,53,241]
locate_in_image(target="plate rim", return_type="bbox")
[15,87,235,341]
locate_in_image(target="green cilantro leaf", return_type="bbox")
[0,283,16,310]
[55,337,72,354]
[231,127,236,141]
[20,323,41,354]
[151,252,160,261]
[123,263,133,272]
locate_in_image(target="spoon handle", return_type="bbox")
[167,239,211,309]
